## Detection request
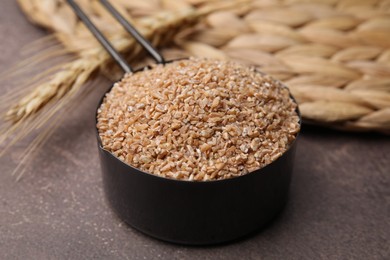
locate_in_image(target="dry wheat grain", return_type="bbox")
[97,58,299,181]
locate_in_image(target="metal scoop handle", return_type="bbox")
[66,0,165,73]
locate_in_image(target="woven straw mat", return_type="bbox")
[17,0,390,133]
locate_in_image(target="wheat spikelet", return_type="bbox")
[299,101,373,122]
[5,58,96,123]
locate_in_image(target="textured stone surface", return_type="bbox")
[0,1,389,259]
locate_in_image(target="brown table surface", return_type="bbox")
[1,1,389,259]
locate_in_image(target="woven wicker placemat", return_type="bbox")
[15,0,390,133]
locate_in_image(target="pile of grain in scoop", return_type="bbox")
[97,58,300,181]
